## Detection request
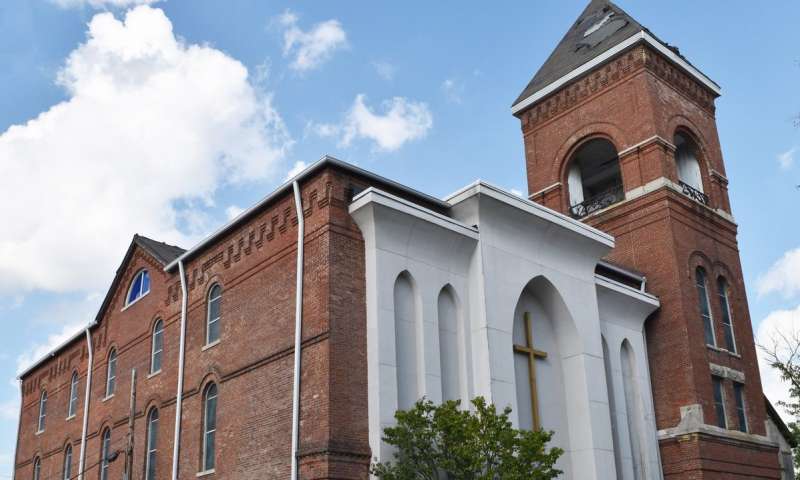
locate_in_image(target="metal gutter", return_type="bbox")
[170,260,189,480]
[163,155,449,273]
[290,181,305,480]
[76,328,94,480]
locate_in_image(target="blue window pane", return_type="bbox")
[142,270,150,294]
[128,273,143,304]
[204,431,215,471]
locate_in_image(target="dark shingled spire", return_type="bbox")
[513,0,644,109]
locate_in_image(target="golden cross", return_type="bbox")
[513,312,548,430]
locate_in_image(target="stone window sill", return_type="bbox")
[147,370,162,379]
[196,469,215,477]
[706,344,741,358]
[66,414,76,421]
[101,394,114,403]
[202,340,220,352]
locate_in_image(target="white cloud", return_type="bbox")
[778,147,797,170]
[17,321,87,375]
[441,78,464,104]
[278,10,347,72]
[756,304,800,422]
[52,0,159,8]
[286,160,308,180]
[757,247,800,298]
[510,188,524,197]
[372,61,396,81]
[312,94,432,152]
[0,398,18,422]
[0,6,293,294]
[225,205,245,220]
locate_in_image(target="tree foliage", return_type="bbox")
[371,397,563,480]
[761,330,800,476]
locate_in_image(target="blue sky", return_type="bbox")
[1,0,799,476]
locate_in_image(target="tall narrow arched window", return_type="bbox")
[62,444,73,480]
[145,408,159,480]
[37,391,47,433]
[151,320,164,374]
[202,383,218,472]
[394,272,419,410]
[206,284,222,345]
[695,267,715,346]
[438,285,464,403]
[100,428,111,480]
[566,138,624,218]
[126,269,150,306]
[717,277,736,353]
[68,372,79,418]
[621,340,646,479]
[32,457,41,480]
[674,133,704,193]
[105,349,117,398]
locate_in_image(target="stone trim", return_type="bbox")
[658,404,776,447]
[709,363,745,383]
[529,182,561,199]
[710,169,729,186]
[618,135,675,158]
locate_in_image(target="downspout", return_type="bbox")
[171,260,189,480]
[11,380,21,480]
[77,328,93,480]
[290,181,305,480]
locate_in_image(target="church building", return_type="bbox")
[13,1,795,479]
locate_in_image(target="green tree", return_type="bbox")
[761,331,800,477]
[371,397,563,480]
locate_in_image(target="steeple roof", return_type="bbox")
[512,0,719,113]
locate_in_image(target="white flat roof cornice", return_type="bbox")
[511,31,721,116]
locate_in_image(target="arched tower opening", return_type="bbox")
[566,138,624,218]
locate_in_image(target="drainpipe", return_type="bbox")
[290,180,305,480]
[171,260,189,480]
[11,379,21,480]
[77,328,93,480]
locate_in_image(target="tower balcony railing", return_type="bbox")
[569,185,624,219]
[678,181,709,206]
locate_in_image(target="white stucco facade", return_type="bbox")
[349,181,663,480]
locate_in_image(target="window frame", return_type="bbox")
[36,391,47,433]
[201,383,218,473]
[733,382,748,433]
[124,269,151,308]
[105,349,117,399]
[100,428,111,480]
[32,457,41,480]
[63,444,73,480]
[150,320,164,375]
[695,267,716,347]
[68,372,79,419]
[145,408,159,480]
[711,376,727,429]
[716,277,737,353]
[205,284,222,346]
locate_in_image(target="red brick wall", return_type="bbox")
[14,165,381,479]
[518,44,778,477]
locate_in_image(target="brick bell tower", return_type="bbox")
[514,1,781,478]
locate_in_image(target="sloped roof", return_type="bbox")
[134,234,185,265]
[512,0,719,112]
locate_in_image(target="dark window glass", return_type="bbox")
[68,372,79,418]
[695,268,715,346]
[711,376,726,428]
[146,408,159,480]
[717,277,736,352]
[106,349,117,397]
[733,382,747,432]
[202,383,218,472]
[37,392,47,432]
[33,457,40,480]
[126,270,151,305]
[151,320,164,374]
[206,285,222,345]
[63,445,72,480]
[100,429,111,480]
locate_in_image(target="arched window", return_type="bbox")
[105,349,117,398]
[126,270,150,306]
[62,444,73,480]
[206,284,222,345]
[393,272,419,410]
[37,391,47,433]
[99,428,111,480]
[151,320,164,374]
[566,138,624,218]
[674,132,704,193]
[695,267,715,346]
[717,277,736,352]
[202,383,218,472]
[68,372,79,418]
[145,408,159,480]
[32,457,41,480]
